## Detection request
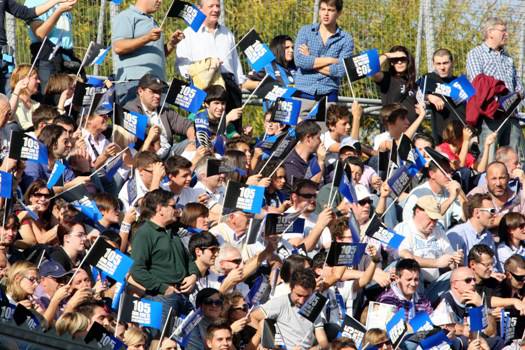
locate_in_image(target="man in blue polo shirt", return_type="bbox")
[293,0,353,102]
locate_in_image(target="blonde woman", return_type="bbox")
[5,261,44,315]
[123,326,147,350]
[9,65,41,131]
[55,312,90,339]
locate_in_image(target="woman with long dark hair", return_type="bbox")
[243,34,296,91]
[373,45,418,123]
[497,212,525,270]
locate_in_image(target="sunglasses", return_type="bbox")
[231,304,249,312]
[478,208,496,215]
[32,192,51,199]
[204,246,220,254]
[358,199,372,206]
[226,258,242,265]
[24,275,40,284]
[510,271,525,282]
[462,277,476,284]
[203,298,224,306]
[297,193,316,199]
[391,57,408,63]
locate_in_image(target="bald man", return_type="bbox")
[469,161,525,227]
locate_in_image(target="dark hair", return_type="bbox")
[140,189,174,220]
[395,259,420,276]
[345,156,364,172]
[133,151,161,170]
[165,155,192,176]
[195,287,221,307]
[295,119,321,141]
[57,216,85,245]
[205,319,231,341]
[188,231,219,259]
[388,45,416,91]
[0,209,20,230]
[312,251,327,270]
[24,179,53,204]
[180,203,209,227]
[205,85,227,104]
[292,179,317,195]
[92,193,120,212]
[329,216,349,241]
[320,0,343,12]
[331,338,357,350]
[101,230,122,248]
[226,135,253,151]
[269,35,295,69]
[53,115,76,129]
[504,254,525,273]
[380,103,408,127]
[442,120,465,146]
[326,104,351,128]
[280,255,311,282]
[289,268,317,290]
[433,48,453,62]
[468,244,495,264]
[76,300,109,320]
[33,104,58,130]
[498,212,525,247]
[38,124,66,150]
[413,133,435,148]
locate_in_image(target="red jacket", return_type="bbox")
[466,74,509,126]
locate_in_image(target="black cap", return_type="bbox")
[138,73,164,91]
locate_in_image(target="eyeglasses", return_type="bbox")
[69,233,87,239]
[231,304,249,312]
[391,57,408,63]
[510,271,525,282]
[358,199,372,206]
[32,192,51,199]
[297,193,316,199]
[460,277,476,284]
[203,298,223,306]
[23,275,40,284]
[204,246,220,254]
[478,208,496,215]
[226,258,242,265]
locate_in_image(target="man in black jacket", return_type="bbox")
[124,73,196,159]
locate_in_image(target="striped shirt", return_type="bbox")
[466,42,522,92]
[294,24,354,96]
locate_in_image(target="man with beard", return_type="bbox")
[469,161,525,227]
[124,74,196,159]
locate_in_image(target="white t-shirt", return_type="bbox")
[373,131,394,151]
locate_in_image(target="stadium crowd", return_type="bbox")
[0,0,525,349]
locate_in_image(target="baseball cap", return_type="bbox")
[355,184,371,202]
[39,259,73,278]
[138,73,164,91]
[339,137,361,154]
[415,196,442,220]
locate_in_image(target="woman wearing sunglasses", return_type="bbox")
[373,45,418,123]
[497,212,525,271]
[5,261,45,317]
[17,179,56,246]
[224,291,257,350]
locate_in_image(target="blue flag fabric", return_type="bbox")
[122,111,147,140]
[238,29,276,72]
[194,111,211,148]
[386,309,407,348]
[419,331,451,350]
[408,312,434,332]
[247,275,270,307]
[166,79,207,114]
[47,161,65,189]
[387,165,412,197]
[469,306,488,332]
[214,134,225,156]
[121,296,163,330]
[75,199,103,222]
[169,1,207,32]
[172,309,204,347]
[93,46,111,66]
[339,172,357,203]
[407,148,427,177]
[264,85,297,102]
[85,238,134,283]
[364,216,405,249]
[307,156,321,177]
[86,76,105,88]
[449,75,475,104]
[343,49,381,82]
[17,198,39,220]
[348,214,361,244]
[111,281,125,310]
[271,97,301,126]
[0,171,12,198]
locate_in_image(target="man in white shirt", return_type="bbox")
[163,155,208,208]
[193,156,225,222]
[396,196,463,284]
[175,0,245,86]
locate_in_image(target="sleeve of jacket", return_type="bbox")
[7,0,37,21]
[167,109,194,137]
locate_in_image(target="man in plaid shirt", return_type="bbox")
[293,0,353,102]
[466,17,524,162]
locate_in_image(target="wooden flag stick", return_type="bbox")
[156,307,174,350]
[241,74,269,109]
[37,250,46,268]
[28,36,48,78]
[159,0,175,29]
[225,27,255,59]
[67,236,101,286]
[114,293,124,337]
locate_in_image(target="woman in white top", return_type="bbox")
[497,212,525,271]
[9,64,41,131]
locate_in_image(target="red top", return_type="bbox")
[437,142,475,169]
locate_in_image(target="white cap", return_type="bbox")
[355,184,371,202]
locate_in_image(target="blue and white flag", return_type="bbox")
[171,309,204,347]
[167,1,206,32]
[118,110,147,140]
[95,86,114,115]
[247,275,271,307]
[86,76,105,88]
[469,306,488,332]
[59,184,103,222]
[84,42,111,66]
[306,97,327,122]
[120,295,163,330]
[166,78,207,113]
[338,170,357,203]
[271,97,301,126]
[326,242,366,267]
[409,312,434,332]
[419,331,451,350]
[387,165,412,197]
[386,309,407,349]
[449,75,475,104]
[9,131,48,165]
[433,82,461,101]
[194,111,211,148]
[263,85,297,102]
[364,216,405,249]
[111,281,125,311]
[84,322,124,350]
[407,147,427,177]
[85,238,134,283]
[238,29,276,72]
[47,161,66,189]
[0,171,12,198]
[16,198,39,220]
[223,181,265,215]
[307,155,321,177]
[343,49,381,82]
[214,134,226,156]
